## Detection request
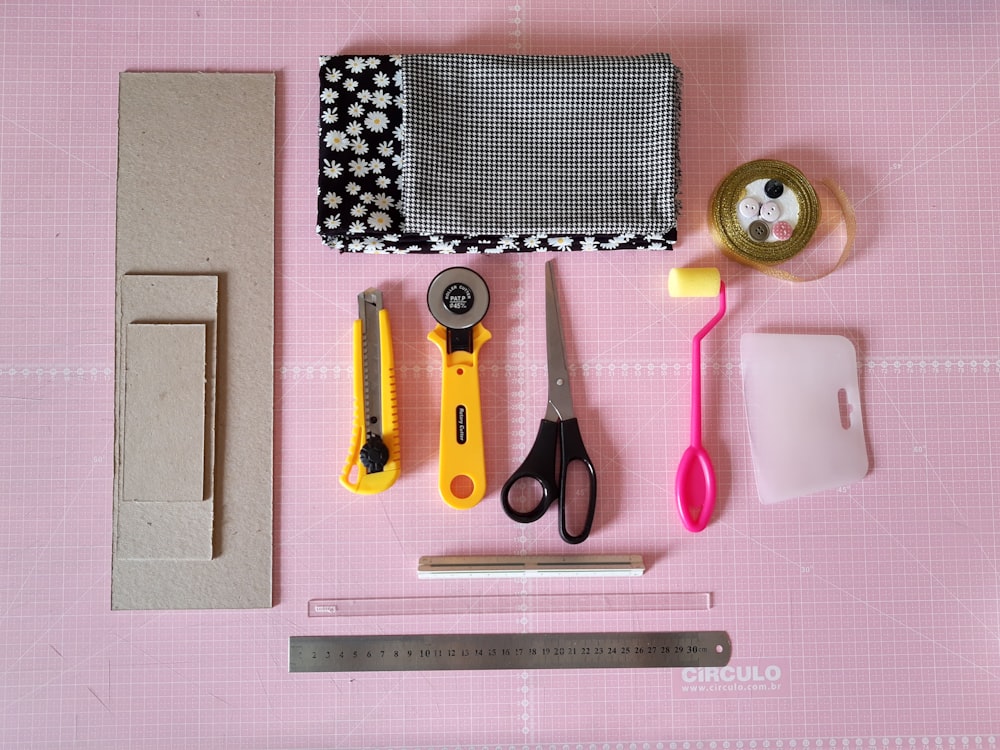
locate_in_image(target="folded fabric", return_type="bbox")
[317,53,681,254]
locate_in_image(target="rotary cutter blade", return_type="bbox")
[427,267,492,509]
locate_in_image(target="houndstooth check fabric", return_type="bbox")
[317,54,681,253]
[399,54,681,236]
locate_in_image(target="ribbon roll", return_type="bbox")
[709,159,856,282]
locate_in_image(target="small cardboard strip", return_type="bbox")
[117,501,214,561]
[123,323,209,506]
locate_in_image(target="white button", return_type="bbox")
[738,197,761,219]
[759,201,781,221]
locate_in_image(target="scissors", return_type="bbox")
[501,261,597,544]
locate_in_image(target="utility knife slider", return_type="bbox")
[340,289,400,494]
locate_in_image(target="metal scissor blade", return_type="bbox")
[544,261,575,421]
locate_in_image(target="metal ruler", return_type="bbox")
[289,631,731,673]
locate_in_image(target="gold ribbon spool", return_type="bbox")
[709,159,856,282]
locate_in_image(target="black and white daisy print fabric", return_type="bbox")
[317,54,681,254]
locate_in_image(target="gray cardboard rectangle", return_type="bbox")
[117,501,215,561]
[123,323,208,505]
[113,73,275,610]
[118,274,219,506]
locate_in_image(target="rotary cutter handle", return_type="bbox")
[427,267,491,509]
[668,268,727,532]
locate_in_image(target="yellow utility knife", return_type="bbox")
[340,289,399,494]
[427,268,491,509]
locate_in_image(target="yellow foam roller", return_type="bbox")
[668,267,722,298]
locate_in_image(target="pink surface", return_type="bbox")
[2,1,999,747]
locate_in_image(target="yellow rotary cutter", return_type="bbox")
[340,289,400,495]
[427,267,491,509]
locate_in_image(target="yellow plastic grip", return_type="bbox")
[428,322,492,509]
[340,310,400,495]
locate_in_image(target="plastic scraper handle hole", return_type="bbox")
[838,388,853,430]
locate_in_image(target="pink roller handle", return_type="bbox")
[675,282,726,533]
[675,446,717,532]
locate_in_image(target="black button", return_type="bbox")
[764,179,784,199]
[748,220,770,242]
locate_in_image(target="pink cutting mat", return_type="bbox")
[2,0,999,747]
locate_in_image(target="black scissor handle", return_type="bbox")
[556,417,597,544]
[501,419,560,523]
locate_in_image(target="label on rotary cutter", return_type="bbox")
[455,405,468,444]
[442,282,475,315]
